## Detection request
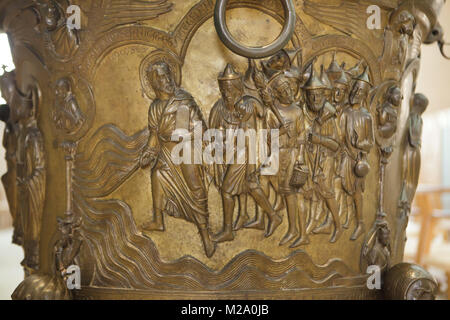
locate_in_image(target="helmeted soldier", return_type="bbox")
[209,64,282,242]
[339,67,375,241]
[299,67,343,243]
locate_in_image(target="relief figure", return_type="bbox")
[16,87,46,273]
[209,64,282,243]
[53,78,85,134]
[139,61,216,258]
[302,67,342,243]
[377,85,402,140]
[262,72,309,247]
[339,67,375,241]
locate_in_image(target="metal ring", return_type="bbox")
[214,0,296,59]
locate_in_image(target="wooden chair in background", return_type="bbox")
[413,187,450,299]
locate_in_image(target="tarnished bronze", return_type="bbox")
[0,0,447,300]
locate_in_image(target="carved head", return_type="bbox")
[55,78,72,100]
[396,10,415,36]
[147,62,176,100]
[306,89,326,113]
[304,67,327,112]
[266,50,290,71]
[270,74,294,106]
[332,82,349,105]
[45,0,61,31]
[349,80,370,106]
[218,64,243,108]
[333,71,351,105]
[412,93,429,115]
[386,86,402,107]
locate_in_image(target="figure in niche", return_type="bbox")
[0,69,21,245]
[302,67,342,243]
[339,67,375,241]
[361,221,391,274]
[258,71,309,247]
[390,10,415,67]
[209,64,282,242]
[43,0,80,59]
[138,61,216,258]
[53,78,85,135]
[16,86,46,273]
[377,85,402,140]
[399,94,429,219]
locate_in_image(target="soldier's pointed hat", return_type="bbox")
[346,60,363,78]
[334,70,351,86]
[304,66,327,90]
[327,52,342,75]
[218,63,242,81]
[354,66,372,86]
[320,65,333,90]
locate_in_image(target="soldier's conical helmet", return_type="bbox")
[320,65,333,90]
[346,60,363,78]
[304,66,327,90]
[354,66,372,87]
[334,70,351,86]
[327,52,342,81]
[218,63,242,81]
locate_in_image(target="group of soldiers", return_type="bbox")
[139,49,375,258]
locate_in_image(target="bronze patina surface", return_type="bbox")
[0,0,447,300]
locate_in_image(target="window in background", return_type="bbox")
[0,33,15,104]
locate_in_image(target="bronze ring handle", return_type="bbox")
[214,0,296,59]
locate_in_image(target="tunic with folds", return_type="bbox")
[147,88,209,226]
[265,102,305,195]
[303,103,339,200]
[339,106,374,196]
[209,96,264,196]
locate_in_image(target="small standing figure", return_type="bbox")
[391,10,415,67]
[331,70,352,228]
[377,85,402,140]
[139,61,216,258]
[43,0,80,58]
[340,67,375,241]
[16,87,46,273]
[53,78,85,134]
[302,68,342,243]
[209,64,282,242]
[402,93,429,204]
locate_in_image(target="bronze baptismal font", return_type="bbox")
[0,0,448,300]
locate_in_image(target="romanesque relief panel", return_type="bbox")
[65,0,396,291]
